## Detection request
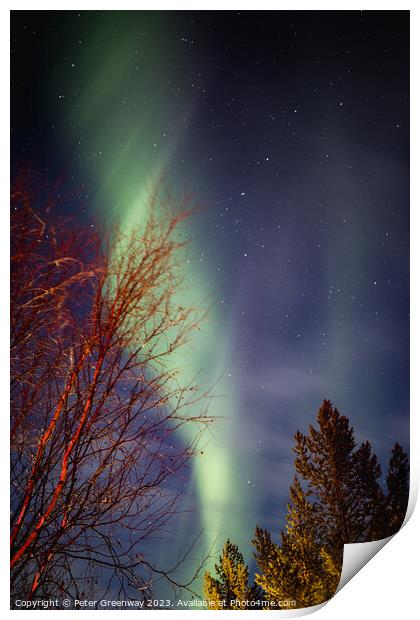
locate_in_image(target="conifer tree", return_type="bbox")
[292,400,386,559]
[253,477,340,608]
[385,442,409,535]
[203,540,260,609]
[208,402,409,611]
[252,400,395,609]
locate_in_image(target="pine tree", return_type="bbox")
[293,400,386,558]
[385,442,409,535]
[203,540,261,610]
[253,477,340,608]
[352,440,388,541]
[252,400,394,609]
[208,403,409,611]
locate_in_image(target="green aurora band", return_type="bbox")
[55,12,257,569]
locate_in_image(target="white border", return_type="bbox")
[2,3,417,619]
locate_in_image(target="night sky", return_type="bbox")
[11,10,409,595]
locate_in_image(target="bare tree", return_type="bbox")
[10,174,211,604]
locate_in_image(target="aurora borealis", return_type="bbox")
[11,10,409,598]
